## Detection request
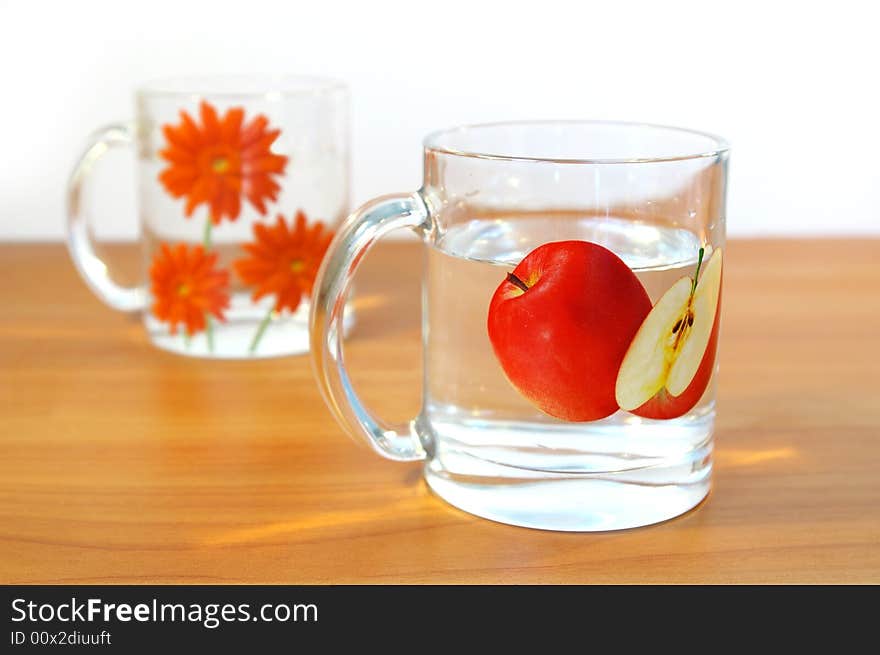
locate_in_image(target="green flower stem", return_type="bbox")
[249,308,275,355]
[206,318,215,352]
[203,214,215,353]
[203,217,213,250]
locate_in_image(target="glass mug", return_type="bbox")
[67,75,349,358]
[312,121,729,531]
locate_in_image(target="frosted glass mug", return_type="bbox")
[67,75,349,358]
[312,121,729,531]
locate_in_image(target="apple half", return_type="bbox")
[615,248,723,420]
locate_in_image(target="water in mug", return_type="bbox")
[423,214,714,528]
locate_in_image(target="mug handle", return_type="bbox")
[66,123,146,312]
[310,192,432,462]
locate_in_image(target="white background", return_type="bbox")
[0,0,878,239]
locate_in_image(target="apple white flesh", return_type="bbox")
[615,249,723,411]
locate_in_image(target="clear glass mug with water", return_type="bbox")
[312,121,728,531]
[67,75,349,358]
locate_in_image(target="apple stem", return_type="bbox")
[691,247,705,296]
[506,272,530,293]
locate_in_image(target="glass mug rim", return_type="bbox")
[423,119,730,165]
[135,74,348,100]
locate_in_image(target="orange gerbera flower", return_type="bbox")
[150,243,230,336]
[234,211,334,314]
[158,101,288,225]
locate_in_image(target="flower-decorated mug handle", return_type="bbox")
[310,193,432,461]
[66,123,146,312]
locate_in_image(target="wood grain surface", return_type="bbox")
[1,240,878,584]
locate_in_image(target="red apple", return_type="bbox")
[487,240,652,422]
[615,249,723,419]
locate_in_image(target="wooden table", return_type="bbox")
[1,240,878,584]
